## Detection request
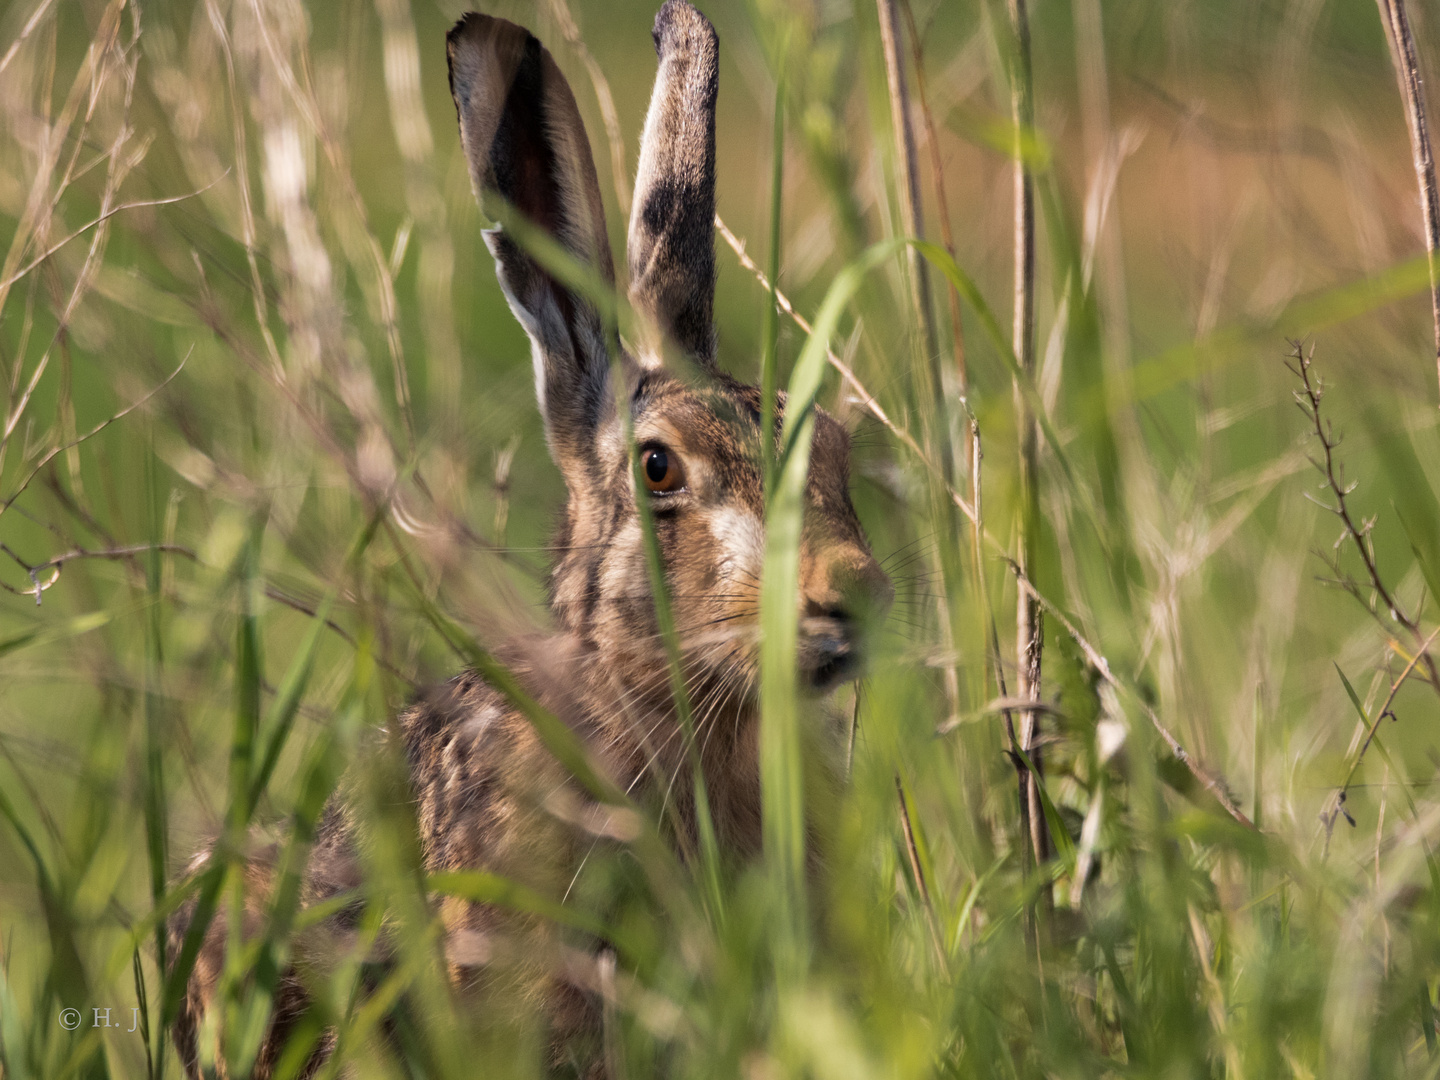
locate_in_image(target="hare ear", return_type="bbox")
[447,14,616,468]
[626,0,719,369]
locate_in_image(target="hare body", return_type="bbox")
[169,4,890,1077]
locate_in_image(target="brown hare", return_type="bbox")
[169,2,891,1076]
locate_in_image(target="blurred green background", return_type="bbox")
[5,0,1440,1076]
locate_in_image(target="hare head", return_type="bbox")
[447,1,891,709]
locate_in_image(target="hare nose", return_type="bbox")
[798,551,890,692]
[803,550,894,626]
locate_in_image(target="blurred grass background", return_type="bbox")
[5,0,1440,1076]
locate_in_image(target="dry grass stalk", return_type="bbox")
[895,774,946,964]
[1374,0,1440,396]
[1005,0,1051,881]
[713,214,970,516]
[1289,342,1440,694]
[546,0,633,218]
[897,0,967,399]
[875,0,938,367]
[875,0,964,733]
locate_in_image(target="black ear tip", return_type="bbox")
[652,0,716,58]
[447,12,536,55]
[447,12,543,109]
[447,12,482,49]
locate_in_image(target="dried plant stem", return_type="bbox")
[1289,342,1440,694]
[0,354,188,520]
[546,0,632,217]
[1006,0,1050,881]
[898,0,967,401]
[877,0,962,726]
[0,0,58,81]
[876,0,939,369]
[896,775,946,964]
[714,215,963,511]
[1324,627,1440,840]
[1375,0,1440,396]
[0,542,195,603]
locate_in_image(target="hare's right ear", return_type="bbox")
[627,0,719,369]
[447,14,616,470]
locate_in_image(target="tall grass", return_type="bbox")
[5,0,1440,1077]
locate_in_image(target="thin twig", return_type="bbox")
[1374,0,1440,397]
[262,584,417,688]
[0,0,59,81]
[0,181,226,295]
[714,215,971,515]
[898,0,968,398]
[0,543,196,604]
[1323,627,1440,839]
[895,774,946,965]
[0,352,189,519]
[1288,341,1440,694]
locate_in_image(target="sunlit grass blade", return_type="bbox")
[630,441,723,917]
[0,611,110,658]
[429,870,620,949]
[761,237,903,961]
[760,67,785,494]
[143,435,170,1080]
[247,585,337,816]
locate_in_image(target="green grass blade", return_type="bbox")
[428,870,621,950]
[247,586,336,816]
[760,70,785,495]
[1011,744,1076,869]
[761,237,903,957]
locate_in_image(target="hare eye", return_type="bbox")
[641,446,685,494]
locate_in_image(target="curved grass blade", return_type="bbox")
[761,237,903,955]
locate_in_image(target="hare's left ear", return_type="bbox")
[627,0,719,369]
[447,13,617,476]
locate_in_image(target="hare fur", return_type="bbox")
[168,3,892,1076]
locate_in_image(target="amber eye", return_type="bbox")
[641,446,685,494]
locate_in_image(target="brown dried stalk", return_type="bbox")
[897,0,967,397]
[0,543,196,604]
[713,215,970,515]
[1006,0,1051,879]
[896,774,946,964]
[1374,0,1440,397]
[1288,341,1440,695]
[1322,627,1440,847]
[0,354,189,521]
[876,0,938,367]
[876,0,966,739]
[1007,561,1256,830]
[545,0,632,217]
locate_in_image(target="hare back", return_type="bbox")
[166,819,359,1079]
[168,652,629,1079]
